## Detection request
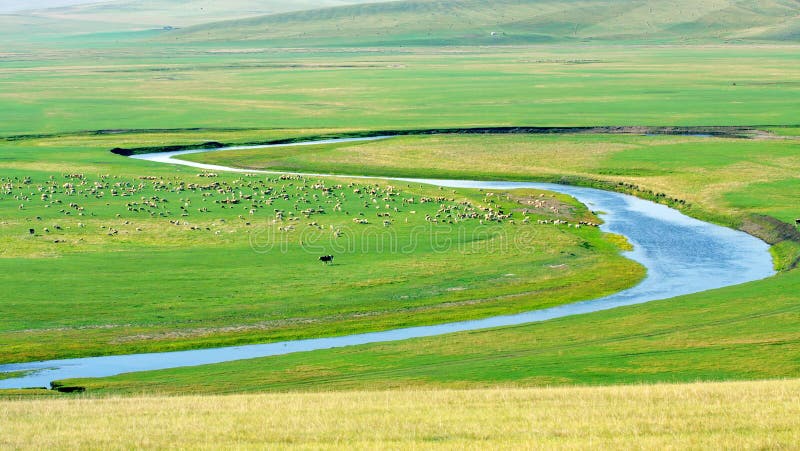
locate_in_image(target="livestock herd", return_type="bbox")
[1,172,601,249]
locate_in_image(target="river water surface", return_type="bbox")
[0,138,776,389]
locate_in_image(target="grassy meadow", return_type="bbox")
[62,265,800,394]
[2,3,800,449]
[0,41,798,391]
[87,129,795,394]
[185,132,800,267]
[1,46,799,136]
[0,131,645,364]
[2,380,800,449]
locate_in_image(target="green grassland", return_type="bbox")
[65,259,800,395]
[0,0,799,401]
[1,46,798,136]
[183,133,800,226]
[52,130,800,394]
[184,132,800,266]
[0,132,643,364]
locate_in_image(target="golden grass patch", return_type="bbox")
[2,379,798,449]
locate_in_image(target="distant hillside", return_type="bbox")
[162,0,800,45]
[0,12,125,43]
[0,0,92,13]
[24,0,384,28]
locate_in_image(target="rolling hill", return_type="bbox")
[161,0,800,45]
[18,0,385,28]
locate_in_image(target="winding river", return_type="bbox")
[0,137,776,389]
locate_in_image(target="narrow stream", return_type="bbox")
[0,138,776,389]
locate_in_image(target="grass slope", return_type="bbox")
[0,13,122,42]
[165,0,800,45]
[3,380,799,448]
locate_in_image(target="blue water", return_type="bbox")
[0,140,776,389]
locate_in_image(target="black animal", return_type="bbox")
[319,255,334,264]
[54,386,86,393]
[796,218,800,225]
[29,228,35,235]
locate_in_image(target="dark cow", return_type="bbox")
[55,386,86,393]
[29,228,35,235]
[796,218,800,225]
[319,255,334,264]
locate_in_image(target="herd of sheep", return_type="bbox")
[1,172,600,248]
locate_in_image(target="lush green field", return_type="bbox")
[1,0,799,402]
[40,127,797,393]
[63,265,799,394]
[186,132,800,265]
[0,132,643,364]
[2,46,799,136]
[3,3,800,451]
[3,380,800,449]
[1,45,799,386]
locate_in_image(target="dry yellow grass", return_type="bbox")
[2,379,799,449]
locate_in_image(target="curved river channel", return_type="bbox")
[0,137,776,389]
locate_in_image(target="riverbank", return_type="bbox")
[109,125,765,156]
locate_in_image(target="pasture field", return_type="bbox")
[1,45,799,136]
[2,380,800,449]
[1,0,799,408]
[0,132,642,365]
[2,3,800,450]
[64,267,800,394]
[53,129,800,393]
[1,43,799,392]
[185,132,800,269]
